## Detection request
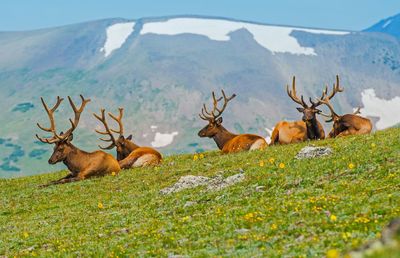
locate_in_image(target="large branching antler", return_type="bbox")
[36,96,64,144]
[93,109,117,150]
[36,95,90,144]
[199,90,236,122]
[315,75,344,122]
[108,108,124,137]
[286,76,308,108]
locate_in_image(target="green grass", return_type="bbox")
[0,128,399,257]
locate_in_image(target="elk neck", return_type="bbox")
[125,140,140,152]
[63,144,90,174]
[212,125,237,150]
[305,117,322,140]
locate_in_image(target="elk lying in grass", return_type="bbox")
[318,76,372,137]
[198,90,267,153]
[36,95,120,186]
[270,76,326,144]
[93,108,162,169]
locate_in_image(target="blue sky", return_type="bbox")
[1,0,399,31]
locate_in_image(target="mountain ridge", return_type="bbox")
[1,14,400,177]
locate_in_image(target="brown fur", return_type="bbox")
[93,108,162,169]
[328,114,372,138]
[119,147,162,169]
[198,119,267,153]
[270,121,307,144]
[36,95,121,187]
[198,90,267,153]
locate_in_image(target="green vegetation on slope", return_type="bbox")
[0,128,399,257]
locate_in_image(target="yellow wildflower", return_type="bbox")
[259,160,265,167]
[326,249,339,258]
[199,153,204,159]
[348,163,355,169]
[330,215,337,222]
[111,171,116,176]
[370,143,376,148]
[181,216,191,222]
[271,223,278,230]
[268,157,275,164]
[98,202,104,209]
[279,163,285,169]
[23,232,29,238]
[193,154,199,161]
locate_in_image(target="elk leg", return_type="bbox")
[39,173,75,187]
[336,129,353,137]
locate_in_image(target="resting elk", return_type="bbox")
[198,90,267,153]
[318,76,372,137]
[36,95,120,186]
[93,108,162,169]
[270,76,325,144]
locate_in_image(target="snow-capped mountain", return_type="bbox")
[1,15,400,177]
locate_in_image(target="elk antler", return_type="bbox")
[199,90,236,121]
[286,76,308,108]
[315,75,344,122]
[36,96,65,144]
[36,95,90,143]
[108,108,124,137]
[93,109,117,149]
[62,95,91,139]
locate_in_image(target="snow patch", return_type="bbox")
[264,127,274,144]
[382,19,392,28]
[100,22,135,57]
[151,131,178,148]
[141,18,349,55]
[360,89,400,129]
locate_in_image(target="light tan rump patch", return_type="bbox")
[250,139,267,150]
[132,154,160,167]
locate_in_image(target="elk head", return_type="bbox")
[286,76,327,122]
[198,90,236,138]
[36,95,91,164]
[93,108,135,161]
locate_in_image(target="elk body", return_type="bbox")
[270,77,326,144]
[318,76,372,137]
[198,90,267,153]
[36,95,120,186]
[93,108,162,169]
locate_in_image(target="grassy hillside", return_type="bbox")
[0,128,399,257]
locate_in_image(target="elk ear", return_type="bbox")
[296,107,304,113]
[126,135,132,140]
[216,117,223,125]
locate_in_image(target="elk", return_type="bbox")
[270,76,326,144]
[36,95,120,186]
[93,108,162,169]
[317,76,372,137]
[198,90,267,153]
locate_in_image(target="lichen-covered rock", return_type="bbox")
[295,146,332,159]
[160,173,245,195]
[160,175,210,195]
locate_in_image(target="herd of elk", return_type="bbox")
[198,90,267,153]
[37,75,372,186]
[93,108,162,169]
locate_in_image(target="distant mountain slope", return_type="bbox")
[364,13,400,38]
[1,15,400,177]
